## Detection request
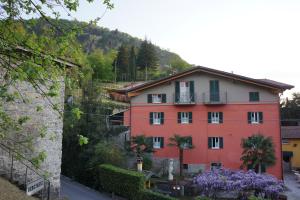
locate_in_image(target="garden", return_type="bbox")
[102,133,286,200]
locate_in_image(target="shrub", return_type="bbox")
[195,196,212,200]
[194,169,284,200]
[140,189,177,200]
[98,164,145,200]
[90,141,125,167]
[142,155,153,170]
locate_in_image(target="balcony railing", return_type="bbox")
[202,91,227,105]
[174,92,196,105]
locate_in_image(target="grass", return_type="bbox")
[0,177,38,200]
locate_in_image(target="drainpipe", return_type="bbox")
[278,92,284,181]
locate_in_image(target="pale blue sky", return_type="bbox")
[59,0,300,97]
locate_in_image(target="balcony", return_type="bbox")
[202,91,227,105]
[174,92,196,105]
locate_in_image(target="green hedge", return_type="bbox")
[141,190,177,200]
[98,164,145,200]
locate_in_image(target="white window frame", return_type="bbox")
[179,81,190,103]
[152,94,162,103]
[153,112,161,125]
[181,112,189,124]
[211,112,220,124]
[153,137,162,149]
[250,112,260,124]
[211,162,222,170]
[211,137,220,149]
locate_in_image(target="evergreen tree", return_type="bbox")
[129,46,137,81]
[116,44,129,81]
[136,39,158,80]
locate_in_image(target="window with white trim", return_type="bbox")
[153,137,163,149]
[181,112,189,124]
[212,137,220,149]
[152,94,162,103]
[153,112,161,125]
[211,112,220,124]
[208,137,223,149]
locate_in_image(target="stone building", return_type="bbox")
[0,47,78,199]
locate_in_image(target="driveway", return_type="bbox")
[60,176,112,200]
[284,172,300,200]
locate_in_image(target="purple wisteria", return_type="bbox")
[194,169,284,199]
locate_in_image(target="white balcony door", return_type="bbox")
[180,81,189,102]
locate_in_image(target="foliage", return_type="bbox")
[128,135,154,160]
[137,39,158,80]
[194,169,284,200]
[140,189,177,200]
[195,196,212,200]
[89,141,125,167]
[98,164,145,200]
[142,155,153,170]
[87,49,116,81]
[168,134,194,177]
[240,134,276,173]
[248,195,270,200]
[281,92,300,126]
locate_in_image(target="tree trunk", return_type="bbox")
[179,149,183,177]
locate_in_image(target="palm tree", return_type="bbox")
[127,135,153,171]
[168,134,194,177]
[240,133,276,173]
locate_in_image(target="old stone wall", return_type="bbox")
[0,73,64,199]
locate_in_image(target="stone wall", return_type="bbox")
[0,72,64,199]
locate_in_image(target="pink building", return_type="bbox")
[113,66,293,179]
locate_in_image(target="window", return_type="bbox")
[248,112,263,124]
[208,112,223,124]
[249,92,260,102]
[147,94,166,103]
[152,94,162,103]
[183,164,188,170]
[282,139,289,144]
[175,81,195,103]
[208,137,223,149]
[153,137,164,149]
[150,112,164,125]
[178,112,192,124]
[211,162,222,170]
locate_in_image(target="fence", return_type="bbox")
[0,143,50,200]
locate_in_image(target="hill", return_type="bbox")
[25,18,188,67]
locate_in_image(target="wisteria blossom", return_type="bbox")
[194,169,284,199]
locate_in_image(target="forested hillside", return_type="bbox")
[25,18,188,68]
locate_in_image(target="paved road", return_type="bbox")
[284,172,300,200]
[61,176,112,200]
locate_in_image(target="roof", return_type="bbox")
[281,126,300,139]
[113,66,293,94]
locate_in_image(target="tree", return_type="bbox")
[129,46,137,81]
[240,134,276,173]
[281,93,300,126]
[116,44,130,81]
[136,39,158,80]
[129,135,153,159]
[168,134,194,177]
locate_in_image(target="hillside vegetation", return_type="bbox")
[25,18,189,68]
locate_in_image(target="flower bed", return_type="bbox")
[194,169,284,199]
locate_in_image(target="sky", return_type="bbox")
[58,0,300,97]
